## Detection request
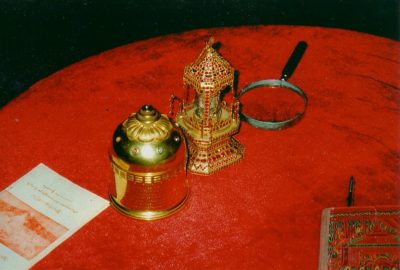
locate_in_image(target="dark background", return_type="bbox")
[1,0,399,107]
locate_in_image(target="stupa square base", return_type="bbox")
[187,136,244,175]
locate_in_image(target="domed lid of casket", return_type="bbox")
[111,104,183,167]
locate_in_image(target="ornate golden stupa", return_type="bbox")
[174,37,244,175]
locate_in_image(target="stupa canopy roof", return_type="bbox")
[184,37,234,96]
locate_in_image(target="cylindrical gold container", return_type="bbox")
[109,104,189,221]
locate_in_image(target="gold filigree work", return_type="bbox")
[174,37,244,175]
[123,107,173,142]
[184,37,234,96]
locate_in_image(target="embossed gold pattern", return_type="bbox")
[111,160,183,184]
[123,105,173,142]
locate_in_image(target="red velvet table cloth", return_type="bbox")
[1,26,399,269]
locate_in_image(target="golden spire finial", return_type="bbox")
[207,36,215,48]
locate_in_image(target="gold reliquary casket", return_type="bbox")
[109,105,189,220]
[172,37,244,175]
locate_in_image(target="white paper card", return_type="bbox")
[0,163,109,270]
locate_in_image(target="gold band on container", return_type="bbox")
[110,159,182,184]
[109,194,188,221]
[109,155,188,221]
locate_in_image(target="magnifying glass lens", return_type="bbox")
[240,86,305,122]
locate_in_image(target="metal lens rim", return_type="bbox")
[238,79,308,130]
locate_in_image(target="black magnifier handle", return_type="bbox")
[280,41,308,81]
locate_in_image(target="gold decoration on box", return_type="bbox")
[123,106,172,142]
[109,104,189,220]
[172,37,244,175]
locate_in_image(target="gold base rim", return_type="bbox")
[189,156,243,175]
[109,191,189,221]
[187,137,244,175]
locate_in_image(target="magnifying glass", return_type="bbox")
[238,41,308,130]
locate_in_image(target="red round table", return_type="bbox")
[1,26,399,269]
